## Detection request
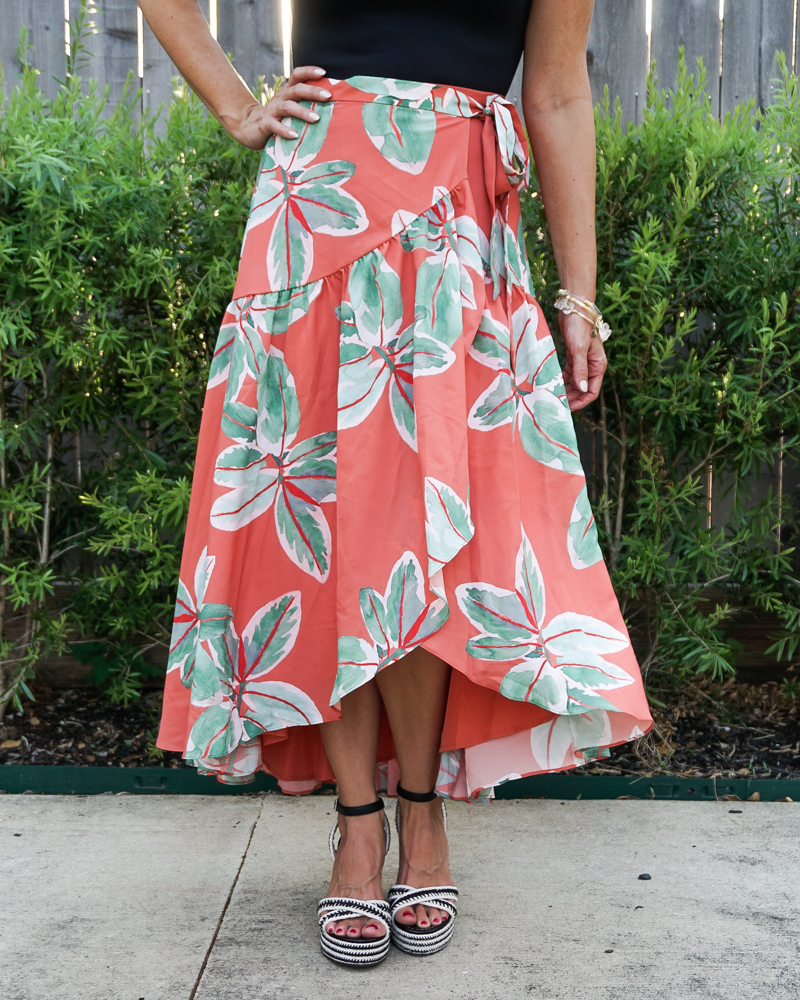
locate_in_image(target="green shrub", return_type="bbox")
[0,33,260,712]
[1,42,799,715]
[525,53,800,681]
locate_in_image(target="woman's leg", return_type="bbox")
[320,679,386,940]
[376,647,453,929]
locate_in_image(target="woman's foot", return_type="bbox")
[324,809,387,940]
[394,796,452,930]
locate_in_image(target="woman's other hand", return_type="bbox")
[229,66,333,150]
[559,311,607,411]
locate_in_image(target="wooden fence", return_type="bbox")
[1,1,799,121]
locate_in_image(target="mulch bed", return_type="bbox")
[0,686,185,769]
[1,672,799,779]
[584,671,800,780]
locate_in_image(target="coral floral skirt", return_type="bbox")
[157,76,653,799]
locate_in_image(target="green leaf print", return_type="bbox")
[241,590,302,674]
[337,343,393,429]
[333,552,449,703]
[529,711,612,771]
[208,328,235,390]
[221,400,257,444]
[468,303,583,476]
[190,632,232,703]
[267,208,314,289]
[244,104,367,288]
[454,214,490,310]
[470,313,512,370]
[186,591,318,763]
[567,486,603,569]
[332,636,381,704]
[362,103,436,175]
[516,528,546,626]
[241,680,323,729]
[413,332,455,377]
[256,349,300,456]
[489,210,506,300]
[168,548,233,687]
[457,531,633,715]
[273,100,334,169]
[348,78,435,103]
[424,478,474,578]
[350,250,404,347]
[503,215,532,293]
[359,587,390,648]
[197,603,235,641]
[517,391,583,476]
[263,283,322,335]
[275,486,332,582]
[186,703,239,761]
[467,373,515,430]
[338,252,416,448]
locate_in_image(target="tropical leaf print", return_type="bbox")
[332,552,449,703]
[186,592,322,763]
[215,286,323,382]
[468,304,584,475]
[211,348,336,581]
[456,529,632,715]
[348,77,435,103]
[362,103,436,174]
[567,486,603,569]
[400,191,486,359]
[337,251,416,449]
[167,548,233,688]
[243,102,368,288]
[529,710,612,771]
[424,478,474,586]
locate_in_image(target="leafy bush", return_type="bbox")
[526,54,800,682]
[0,29,260,713]
[2,40,799,716]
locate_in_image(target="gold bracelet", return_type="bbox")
[554,289,611,342]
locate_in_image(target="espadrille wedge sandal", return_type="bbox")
[388,785,459,957]
[318,797,392,967]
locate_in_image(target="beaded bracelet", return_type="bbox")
[554,289,611,342]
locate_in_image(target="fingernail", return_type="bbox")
[286,129,298,138]
[309,111,320,121]
[314,68,326,75]
[579,380,588,393]
[319,89,331,98]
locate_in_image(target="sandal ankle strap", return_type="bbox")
[396,784,437,802]
[334,797,385,816]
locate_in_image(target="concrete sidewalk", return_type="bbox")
[1,794,798,1000]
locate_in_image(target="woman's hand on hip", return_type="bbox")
[229,66,332,150]
[559,310,607,411]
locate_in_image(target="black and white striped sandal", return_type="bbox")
[318,797,392,967]
[388,785,459,957]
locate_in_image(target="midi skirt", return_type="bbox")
[157,75,653,800]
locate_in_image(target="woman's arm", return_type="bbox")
[137,0,331,149]
[522,0,604,411]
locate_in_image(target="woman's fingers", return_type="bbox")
[282,81,332,103]
[262,113,298,139]
[275,99,320,124]
[288,64,327,84]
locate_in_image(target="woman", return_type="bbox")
[145,0,652,966]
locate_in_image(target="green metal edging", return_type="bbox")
[1,765,798,800]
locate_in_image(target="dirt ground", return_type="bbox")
[1,672,799,780]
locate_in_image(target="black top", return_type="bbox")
[291,1,531,95]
